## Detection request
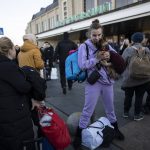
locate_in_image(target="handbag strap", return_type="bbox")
[88,120,105,130]
[84,43,89,60]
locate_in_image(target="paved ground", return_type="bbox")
[45,67,150,150]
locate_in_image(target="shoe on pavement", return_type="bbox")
[62,87,66,95]
[73,127,82,149]
[68,86,72,91]
[134,114,144,121]
[123,112,129,118]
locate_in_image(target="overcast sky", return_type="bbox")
[0,0,53,45]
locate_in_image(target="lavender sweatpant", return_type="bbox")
[79,82,117,129]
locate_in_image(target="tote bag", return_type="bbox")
[82,117,114,150]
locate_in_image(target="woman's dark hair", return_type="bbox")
[88,19,104,49]
[89,19,102,31]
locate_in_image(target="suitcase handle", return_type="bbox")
[23,137,43,144]
[23,137,43,150]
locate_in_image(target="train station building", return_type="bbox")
[25,0,150,47]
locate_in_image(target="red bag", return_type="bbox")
[38,107,71,150]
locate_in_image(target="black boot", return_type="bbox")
[111,122,125,141]
[62,87,66,95]
[73,126,82,149]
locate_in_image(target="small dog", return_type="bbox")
[96,50,118,79]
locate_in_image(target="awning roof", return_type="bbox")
[37,1,150,39]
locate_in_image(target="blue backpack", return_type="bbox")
[65,43,89,83]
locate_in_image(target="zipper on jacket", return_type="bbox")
[71,61,73,74]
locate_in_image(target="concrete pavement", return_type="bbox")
[45,70,150,150]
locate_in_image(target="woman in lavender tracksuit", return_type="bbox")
[73,19,124,149]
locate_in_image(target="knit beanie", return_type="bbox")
[131,32,144,43]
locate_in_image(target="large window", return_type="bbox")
[97,0,112,5]
[41,20,47,31]
[56,15,59,22]
[115,0,134,8]
[63,1,67,19]
[84,0,95,12]
[41,22,44,32]
[48,18,50,29]
[36,23,41,33]
[36,24,38,33]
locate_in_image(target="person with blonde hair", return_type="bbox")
[18,34,44,71]
[0,37,35,150]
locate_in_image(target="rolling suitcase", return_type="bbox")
[23,137,55,150]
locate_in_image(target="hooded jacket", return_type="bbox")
[54,38,77,63]
[122,43,150,88]
[0,54,34,150]
[78,39,117,85]
[18,40,44,70]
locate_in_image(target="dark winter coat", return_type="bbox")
[54,39,78,63]
[0,55,34,150]
[43,46,54,64]
[21,66,47,102]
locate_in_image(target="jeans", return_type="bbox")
[145,82,150,106]
[59,63,72,89]
[124,84,146,115]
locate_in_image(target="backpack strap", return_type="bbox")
[131,46,146,58]
[84,43,89,59]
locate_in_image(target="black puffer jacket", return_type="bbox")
[43,46,54,63]
[0,55,34,150]
[21,66,47,101]
[54,39,78,63]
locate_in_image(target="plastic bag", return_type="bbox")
[38,107,71,150]
[51,68,58,79]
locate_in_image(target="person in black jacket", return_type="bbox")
[54,32,78,94]
[142,33,150,114]
[0,37,35,150]
[43,41,54,80]
[14,45,20,64]
[21,66,47,138]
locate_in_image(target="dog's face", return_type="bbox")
[97,51,105,58]
[97,50,110,61]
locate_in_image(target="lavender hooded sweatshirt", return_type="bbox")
[78,39,116,85]
[78,39,117,128]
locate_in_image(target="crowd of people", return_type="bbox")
[0,18,150,150]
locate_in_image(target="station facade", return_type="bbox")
[26,0,150,47]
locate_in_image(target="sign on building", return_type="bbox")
[0,28,4,35]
